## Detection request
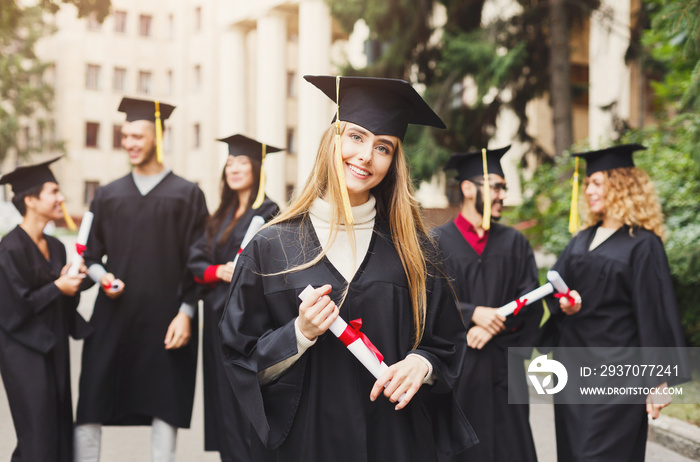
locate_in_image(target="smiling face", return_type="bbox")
[121,120,157,167]
[224,155,255,193]
[585,171,606,215]
[25,182,64,221]
[339,123,397,206]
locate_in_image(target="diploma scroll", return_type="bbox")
[230,215,266,269]
[496,270,571,316]
[299,285,389,379]
[67,211,94,276]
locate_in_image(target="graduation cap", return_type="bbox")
[217,134,284,209]
[571,143,646,176]
[304,75,446,142]
[305,75,446,226]
[118,97,176,164]
[443,145,510,182]
[0,155,76,229]
[443,146,510,231]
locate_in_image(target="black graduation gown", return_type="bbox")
[187,198,279,460]
[541,225,686,462]
[219,217,478,462]
[0,226,91,462]
[76,172,208,428]
[432,221,541,462]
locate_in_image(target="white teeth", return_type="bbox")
[348,164,369,176]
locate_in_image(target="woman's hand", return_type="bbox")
[559,289,582,315]
[471,306,506,335]
[100,273,125,299]
[216,261,236,283]
[370,355,429,410]
[55,265,85,296]
[466,325,493,349]
[297,284,338,341]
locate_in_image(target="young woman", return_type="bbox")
[188,134,281,462]
[542,144,686,461]
[0,157,91,461]
[219,76,477,462]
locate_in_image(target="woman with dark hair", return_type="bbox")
[0,156,91,461]
[219,76,477,462]
[542,144,686,461]
[187,135,281,462]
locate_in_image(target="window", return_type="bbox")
[87,12,101,31]
[139,14,152,37]
[194,6,202,32]
[166,70,173,95]
[112,124,122,149]
[114,10,127,33]
[84,181,100,205]
[286,128,296,154]
[86,122,100,148]
[192,65,201,92]
[113,67,126,92]
[86,64,100,90]
[137,71,152,94]
[287,72,297,98]
[193,123,200,149]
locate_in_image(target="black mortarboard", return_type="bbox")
[217,134,283,162]
[444,145,510,182]
[118,97,176,123]
[0,156,62,195]
[303,75,446,141]
[572,143,645,176]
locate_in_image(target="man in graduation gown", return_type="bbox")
[0,157,92,462]
[433,146,541,462]
[74,98,209,462]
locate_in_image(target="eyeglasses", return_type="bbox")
[472,181,508,193]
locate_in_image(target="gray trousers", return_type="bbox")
[73,418,177,462]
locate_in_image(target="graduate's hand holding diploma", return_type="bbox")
[370,354,428,411]
[55,262,86,297]
[216,261,236,283]
[297,284,339,341]
[100,273,125,299]
[472,307,506,335]
[164,312,192,350]
[559,289,582,315]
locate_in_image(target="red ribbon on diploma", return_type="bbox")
[513,298,527,316]
[76,243,87,256]
[554,288,576,307]
[337,318,384,364]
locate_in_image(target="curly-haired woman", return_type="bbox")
[541,144,686,461]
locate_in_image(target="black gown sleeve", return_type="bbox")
[178,187,209,306]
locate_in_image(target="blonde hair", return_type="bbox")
[583,167,666,240]
[267,122,430,348]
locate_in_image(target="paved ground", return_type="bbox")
[0,282,695,460]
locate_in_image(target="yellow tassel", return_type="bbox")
[252,143,266,209]
[154,100,164,164]
[334,76,354,226]
[568,157,581,234]
[481,148,491,231]
[61,202,77,231]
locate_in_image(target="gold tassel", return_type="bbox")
[481,148,491,231]
[61,202,77,231]
[334,76,354,226]
[252,143,266,209]
[568,157,581,234]
[154,100,164,164]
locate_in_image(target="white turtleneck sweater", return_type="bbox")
[258,195,434,385]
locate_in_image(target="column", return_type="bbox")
[218,25,248,170]
[297,0,332,187]
[256,13,287,205]
[588,0,631,147]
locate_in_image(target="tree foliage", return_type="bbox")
[325,0,599,183]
